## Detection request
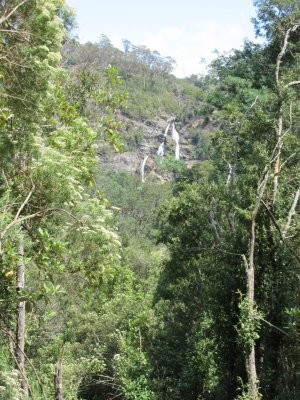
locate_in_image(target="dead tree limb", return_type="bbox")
[282,189,300,239]
[260,199,300,264]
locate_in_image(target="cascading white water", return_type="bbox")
[157,123,170,157]
[164,123,170,137]
[141,155,149,183]
[157,142,165,157]
[172,122,180,160]
[153,118,180,174]
[175,142,180,160]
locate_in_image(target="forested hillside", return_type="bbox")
[62,34,213,178]
[0,1,299,400]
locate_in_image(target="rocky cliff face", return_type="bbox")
[63,38,218,179]
[97,113,214,179]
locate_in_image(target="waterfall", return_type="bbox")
[175,142,180,160]
[172,122,180,160]
[156,118,180,160]
[157,142,165,157]
[141,155,149,183]
[157,123,170,157]
[164,123,170,137]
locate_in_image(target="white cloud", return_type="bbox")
[141,22,255,78]
[108,22,258,78]
[110,34,124,50]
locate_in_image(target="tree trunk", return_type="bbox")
[243,172,269,399]
[247,221,258,399]
[272,103,283,205]
[54,358,63,400]
[246,344,258,399]
[16,241,28,395]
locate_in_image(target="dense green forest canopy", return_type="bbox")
[0,1,299,399]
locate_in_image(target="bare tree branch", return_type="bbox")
[280,152,296,171]
[282,189,300,239]
[275,24,300,89]
[255,315,290,337]
[260,199,300,264]
[226,162,234,188]
[0,0,30,25]
[285,80,300,88]
[0,208,83,243]
[14,186,35,221]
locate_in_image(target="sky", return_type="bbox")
[66,0,261,78]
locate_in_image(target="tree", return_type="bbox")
[0,1,125,396]
[147,2,300,398]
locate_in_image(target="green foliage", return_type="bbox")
[0,370,25,400]
[236,294,263,352]
[183,317,220,397]
[155,156,187,176]
[63,37,204,121]
[1,1,300,399]
[0,1,129,397]
[235,380,262,400]
[113,322,157,400]
[96,169,171,239]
